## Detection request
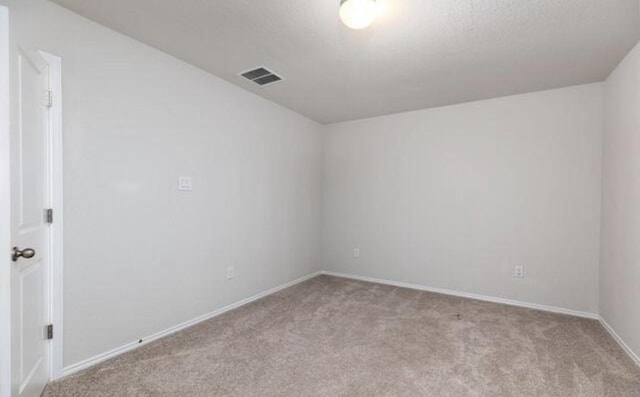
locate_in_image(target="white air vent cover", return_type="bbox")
[240,66,283,86]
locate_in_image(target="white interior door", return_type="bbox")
[10,49,52,397]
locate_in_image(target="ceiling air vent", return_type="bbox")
[240,66,283,86]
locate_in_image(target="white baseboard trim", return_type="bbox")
[60,271,322,379]
[321,271,599,320]
[63,270,640,380]
[599,316,640,367]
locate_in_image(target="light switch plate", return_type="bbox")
[178,176,192,191]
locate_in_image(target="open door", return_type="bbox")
[9,47,52,397]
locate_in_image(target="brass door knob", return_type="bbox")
[12,247,36,262]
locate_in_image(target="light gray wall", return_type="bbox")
[601,41,640,360]
[2,0,323,367]
[322,84,604,314]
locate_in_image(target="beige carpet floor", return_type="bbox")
[44,275,640,396]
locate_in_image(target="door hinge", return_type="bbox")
[47,90,53,108]
[46,208,53,224]
[46,324,53,340]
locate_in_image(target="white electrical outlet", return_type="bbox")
[514,265,524,278]
[353,248,360,258]
[227,266,234,280]
[178,176,192,191]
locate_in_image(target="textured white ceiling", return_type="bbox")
[51,0,640,123]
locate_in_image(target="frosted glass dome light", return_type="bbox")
[339,0,378,30]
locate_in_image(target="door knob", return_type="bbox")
[12,247,36,262]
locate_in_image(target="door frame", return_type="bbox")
[0,6,65,391]
[1,5,11,397]
[41,51,64,381]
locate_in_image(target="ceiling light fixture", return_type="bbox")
[339,0,378,30]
